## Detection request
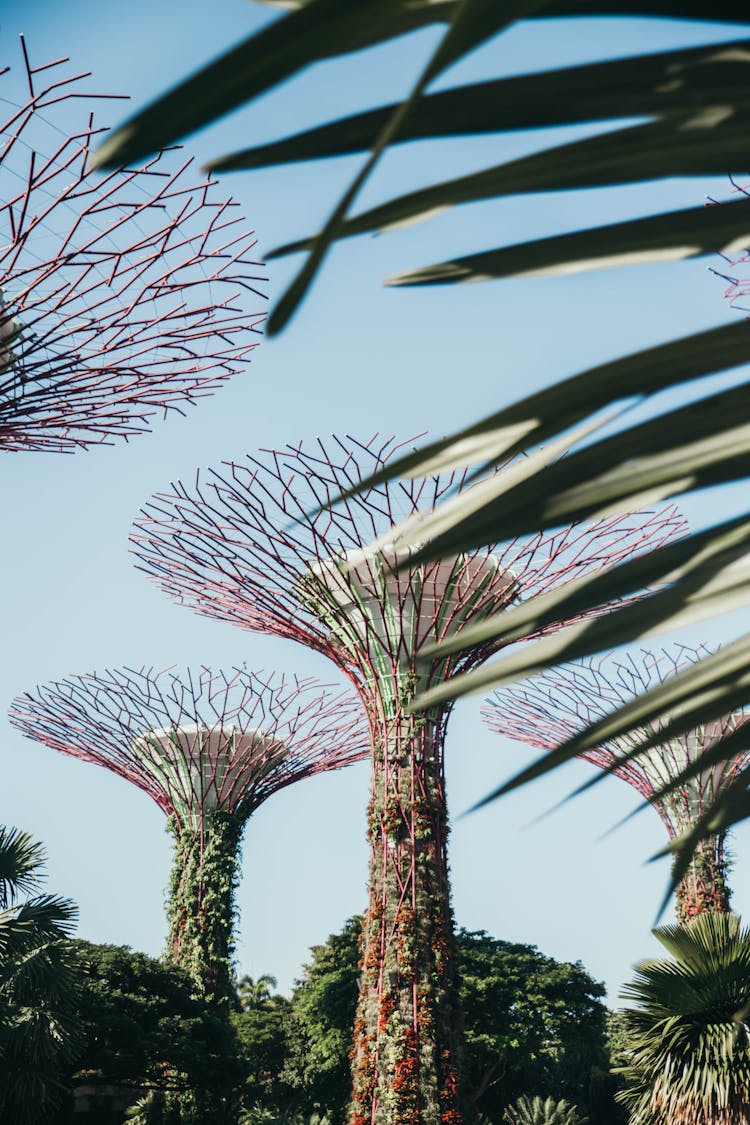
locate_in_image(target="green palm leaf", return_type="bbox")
[0,830,80,1125]
[268,112,750,258]
[92,0,750,331]
[208,39,750,172]
[91,0,533,173]
[617,913,750,1124]
[503,1093,587,1125]
[0,829,46,909]
[387,197,750,285]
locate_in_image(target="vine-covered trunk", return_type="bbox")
[674,832,731,924]
[167,808,242,1005]
[349,702,464,1125]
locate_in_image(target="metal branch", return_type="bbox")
[131,433,687,701]
[0,38,266,452]
[483,644,750,839]
[484,643,750,923]
[9,667,368,829]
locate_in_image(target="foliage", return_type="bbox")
[0,827,80,1125]
[458,929,607,1121]
[53,940,242,1124]
[92,0,750,333]
[282,916,362,1123]
[167,809,243,1006]
[283,917,613,1124]
[616,912,750,1124]
[603,1010,632,1073]
[240,1112,327,1125]
[239,973,280,1010]
[350,709,463,1125]
[502,1094,587,1124]
[233,988,294,1112]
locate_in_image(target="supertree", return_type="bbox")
[483,644,750,925]
[128,432,683,1125]
[9,666,367,1003]
[0,38,265,453]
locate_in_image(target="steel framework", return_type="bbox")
[710,178,750,315]
[9,666,367,1000]
[0,38,265,452]
[130,433,683,1125]
[483,644,750,924]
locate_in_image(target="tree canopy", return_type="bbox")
[51,941,242,1123]
[0,827,80,1125]
[281,917,618,1124]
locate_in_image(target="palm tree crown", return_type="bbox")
[0,827,80,1124]
[617,912,750,1125]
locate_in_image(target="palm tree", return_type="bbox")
[238,973,279,1010]
[616,912,750,1125]
[502,1095,587,1125]
[0,826,80,1124]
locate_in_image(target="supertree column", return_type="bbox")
[129,433,683,1125]
[483,644,750,925]
[0,38,265,452]
[9,666,367,1003]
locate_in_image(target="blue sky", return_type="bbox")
[3,0,750,1002]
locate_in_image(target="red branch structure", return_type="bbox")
[709,178,750,313]
[0,38,265,452]
[130,433,684,1125]
[9,666,367,1001]
[483,644,750,924]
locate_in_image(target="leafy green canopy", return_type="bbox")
[233,984,294,1117]
[616,912,750,1125]
[502,1094,587,1125]
[52,940,242,1124]
[282,918,614,1124]
[92,0,750,870]
[0,827,80,1125]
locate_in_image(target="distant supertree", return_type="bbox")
[130,433,683,1125]
[0,38,265,452]
[483,644,750,924]
[9,667,367,1002]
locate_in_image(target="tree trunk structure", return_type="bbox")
[167,809,242,1005]
[674,833,731,925]
[350,700,463,1125]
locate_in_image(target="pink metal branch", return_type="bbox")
[9,667,368,830]
[130,433,686,708]
[483,644,750,839]
[0,39,266,452]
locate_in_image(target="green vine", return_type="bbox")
[349,682,465,1125]
[166,808,243,1007]
[675,832,732,924]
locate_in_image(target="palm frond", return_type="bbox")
[617,913,750,1124]
[0,829,45,910]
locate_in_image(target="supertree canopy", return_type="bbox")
[9,666,367,1002]
[483,644,750,925]
[0,38,265,452]
[130,432,683,1125]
